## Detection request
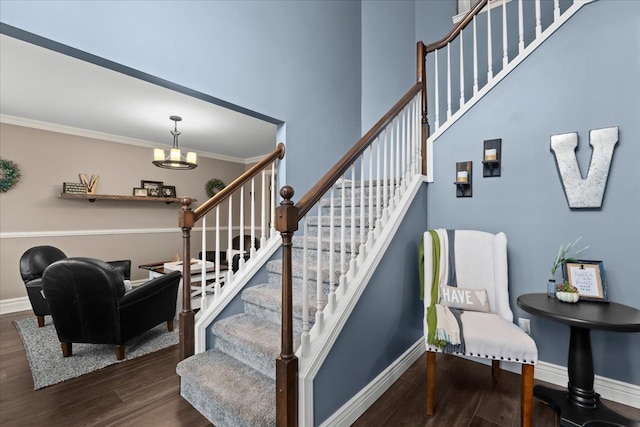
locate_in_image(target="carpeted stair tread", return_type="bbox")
[177,350,275,427]
[242,282,321,332]
[306,215,364,227]
[267,259,340,284]
[291,235,359,253]
[213,313,287,380]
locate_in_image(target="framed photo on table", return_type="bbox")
[563,259,607,302]
[141,180,163,197]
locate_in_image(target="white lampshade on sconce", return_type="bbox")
[152,115,197,170]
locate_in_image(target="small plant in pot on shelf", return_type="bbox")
[548,237,589,298]
[556,281,579,303]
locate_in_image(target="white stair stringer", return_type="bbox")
[425,0,595,183]
[297,174,425,426]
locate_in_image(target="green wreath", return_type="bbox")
[206,178,226,198]
[0,158,21,193]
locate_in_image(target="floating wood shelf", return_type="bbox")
[58,193,195,204]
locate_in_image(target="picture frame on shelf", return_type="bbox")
[141,180,163,197]
[563,259,607,302]
[162,185,176,198]
[133,187,148,197]
[63,182,86,194]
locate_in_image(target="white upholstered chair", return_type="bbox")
[423,230,538,427]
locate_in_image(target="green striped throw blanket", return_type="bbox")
[422,229,465,352]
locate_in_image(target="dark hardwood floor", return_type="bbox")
[1,310,638,426]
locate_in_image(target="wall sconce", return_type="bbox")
[482,138,501,177]
[454,161,472,197]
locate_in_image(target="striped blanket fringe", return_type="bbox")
[423,229,465,353]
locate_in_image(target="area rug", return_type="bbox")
[13,316,178,390]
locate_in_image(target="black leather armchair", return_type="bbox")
[42,257,181,360]
[19,246,132,327]
[19,246,67,327]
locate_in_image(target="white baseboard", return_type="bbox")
[322,339,639,425]
[535,361,640,409]
[319,339,424,427]
[458,354,640,409]
[0,297,31,315]
[456,356,640,409]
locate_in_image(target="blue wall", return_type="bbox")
[314,184,428,425]
[0,0,363,198]
[361,0,415,133]
[2,0,638,422]
[424,0,640,385]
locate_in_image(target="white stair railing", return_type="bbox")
[178,143,285,356]
[295,92,422,357]
[196,164,279,314]
[417,0,595,184]
[424,0,593,145]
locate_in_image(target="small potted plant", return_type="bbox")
[555,281,579,303]
[548,237,589,298]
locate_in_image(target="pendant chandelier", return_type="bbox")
[153,115,197,170]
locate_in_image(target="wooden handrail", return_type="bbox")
[193,142,285,220]
[295,83,421,219]
[425,0,489,52]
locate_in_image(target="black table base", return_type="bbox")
[517,294,640,427]
[535,385,640,427]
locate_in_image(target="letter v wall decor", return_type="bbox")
[550,126,618,209]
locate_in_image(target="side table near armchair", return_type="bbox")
[518,293,640,427]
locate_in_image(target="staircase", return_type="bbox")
[175,2,597,424]
[177,182,377,427]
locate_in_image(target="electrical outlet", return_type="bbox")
[518,318,531,335]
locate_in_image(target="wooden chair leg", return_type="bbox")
[115,345,125,361]
[492,359,501,381]
[521,364,534,427]
[61,342,72,357]
[37,315,45,327]
[167,319,174,332]
[426,351,436,416]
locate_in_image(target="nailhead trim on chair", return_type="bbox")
[427,347,536,365]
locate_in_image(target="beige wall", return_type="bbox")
[0,123,247,300]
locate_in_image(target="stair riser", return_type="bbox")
[298,227,367,241]
[291,244,357,264]
[319,205,381,219]
[331,184,395,199]
[320,196,379,209]
[306,224,363,239]
[243,301,308,337]
[177,351,276,427]
[268,272,333,294]
[268,262,339,286]
[214,334,276,380]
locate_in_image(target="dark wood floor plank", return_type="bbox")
[350,376,419,426]
[2,309,639,427]
[470,415,503,427]
[0,310,210,427]
[473,367,520,427]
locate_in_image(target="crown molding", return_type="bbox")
[1,114,249,165]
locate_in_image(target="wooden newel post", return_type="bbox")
[178,197,195,361]
[417,41,430,175]
[275,186,298,427]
